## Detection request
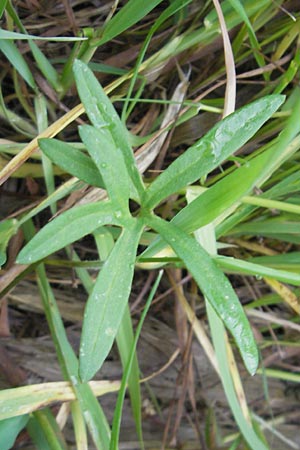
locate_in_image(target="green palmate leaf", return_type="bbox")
[0,39,36,90]
[79,218,144,381]
[79,125,131,209]
[39,138,104,188]
[143,95,285,209]
[73,59,144,201]
[17,202,122,264]
[146,214,259,375]
[0,415,29,450]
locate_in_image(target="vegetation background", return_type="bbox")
[0,0,300,449]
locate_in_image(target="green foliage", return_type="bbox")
[142,95,284,209]
[95,0,165,46]
[2,2,300,447]
[0,219,18,267]
[0,415,29,450]
[18,61,286,386]
[17,202,122,263]
[38,138,104,188]
[79,219,143,381]
[73,59,145,201]
[0,39,36,90]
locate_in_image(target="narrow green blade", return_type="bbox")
[39,138,104,188]
[0,40,36,89]
[17,202,120,264]
[79,125,131,209]
[79,218,144,381]
[73,60,144,201]
[0,415,29,450]
[143,95,284,209]
[97,0,165,46]
[146,214,259,375]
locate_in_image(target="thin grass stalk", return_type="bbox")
[21,220,111,450]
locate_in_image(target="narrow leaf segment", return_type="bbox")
[146,214,259,375]
[73,60,144,201]
[143,95,284,209]
[39,138,104,188]
[79,125,131,210]
[17,202,121,264]
[79,218,144,381]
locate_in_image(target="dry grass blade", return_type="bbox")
[212,0,236,116]
[0,104,84,185]
[264,277,300,315]
[167,271,219,373]
[0,380,121,420]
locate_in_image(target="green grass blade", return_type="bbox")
[79,125,131,209]
[121,0,193,121]
[73,59,144,201]
[16,202,121,264]
[0,415,29,450]
[27,417,52,450]
[227,217,300,237]
[79,218,144,381]
[110,270,163,450]
[145,214,259,375]
[18,177,81,226]
[190,196,267,449]
[30,42,61,92]
[0,218,18,267]
[0,28,87,41]
[35,94,56,215]
[228,0,267,78]
[142,95,285,209]
[249,252,300,271]
[115,307,143,445]
[31,409,68,450]
[0,0,8,18]
[206,302,267,450]
[0,39,36,90]
[216,255,300,285]
[5,2,61,92]
[265,170,300,199]
[71,401,88,450]
[39,138,104,188]
[96,0,165,46]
